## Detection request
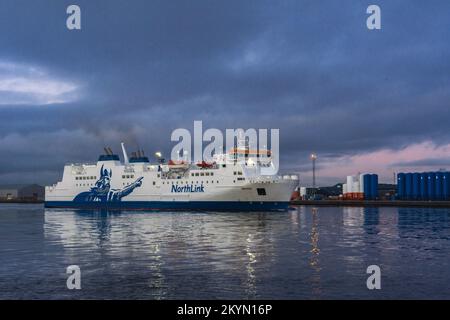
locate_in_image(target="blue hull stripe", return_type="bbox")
[44,201,290,211]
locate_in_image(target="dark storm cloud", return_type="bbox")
[0,0,450,184]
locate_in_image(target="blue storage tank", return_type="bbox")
[435,172,443,200]
[397,173,405,200]
[370,174,378,200]
[405,173,413,200]
[427,172,435,200]
[363,174,371,200]
[420,173,428,200]
[443,172,450,200]
[412,173,420,200]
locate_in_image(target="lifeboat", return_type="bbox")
[168,159,189,169]
[196,161,215,169]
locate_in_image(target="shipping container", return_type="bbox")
[405,173,413,200]
[397,173,405,200]
[363,174,371,200]
[420,173,428,200]
[346,176,354,193]
[443,172,450,200]
[353,181,360,195]
[435,172,443,200]
[412,173,420,200]
[427,172,435,200]
[359,174,365,193]
[370,174,378,200]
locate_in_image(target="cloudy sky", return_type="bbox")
[0,0,449,186]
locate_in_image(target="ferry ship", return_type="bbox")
[45,143,298,211]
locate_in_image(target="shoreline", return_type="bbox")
[3,199,450,208]
[290,199,450,208]
[0,200,43,204]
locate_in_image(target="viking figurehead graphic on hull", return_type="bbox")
[73,165,143,203]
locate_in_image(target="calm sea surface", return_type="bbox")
[0,204,449,299]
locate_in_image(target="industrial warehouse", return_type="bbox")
[292,169,450,207]
[0,184,44,202]
[291,153,450,206]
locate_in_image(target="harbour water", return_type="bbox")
[0,204,449,299]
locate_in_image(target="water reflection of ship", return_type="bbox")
[44,209,167,298]
[44,209,283,298]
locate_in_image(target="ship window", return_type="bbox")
[257,188,266,196]
[211,173,214,176]
[233,171,236,175]
[153,181,155,185]
[195,173,199,176]
[222,164,226,168]
[191,173,194,177]
[205,172,209,176]
[238,171,242,175]
[200,173,204,176]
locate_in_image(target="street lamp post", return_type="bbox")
[311,153,317,195]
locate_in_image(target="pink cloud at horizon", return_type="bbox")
[315,141,450,185]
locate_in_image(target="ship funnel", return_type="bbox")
[121,142,129,164]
